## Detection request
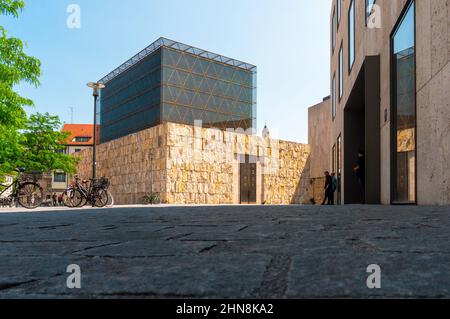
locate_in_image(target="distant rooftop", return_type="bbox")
[62,124,99,146]
[98,37,257,85]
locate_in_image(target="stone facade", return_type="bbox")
[76,122,312,205]
[308,97,331,179]
[312,0,450,205]
[76,125,168,205]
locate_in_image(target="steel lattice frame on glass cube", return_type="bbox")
[99,37,257,144]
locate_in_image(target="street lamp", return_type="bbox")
[87,82,105,179]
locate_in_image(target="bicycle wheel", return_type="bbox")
[106,190,114,207]
[17,183,43,209]
[73,189,87,207]
[93,189,109,208]
[63,189,83,208]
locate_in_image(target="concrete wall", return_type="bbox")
[324,0,450,205]
[76,122,312,205]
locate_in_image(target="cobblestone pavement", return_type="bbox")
[0,205,449,299]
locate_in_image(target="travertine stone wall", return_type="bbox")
[165,123,311,205]
[262,140,311,204]
[76,122,312,205]
[76,124,168,205]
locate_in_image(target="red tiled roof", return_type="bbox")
[62,124,99,146]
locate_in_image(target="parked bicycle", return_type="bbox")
[0,168,44,209]
[63,175,110,208]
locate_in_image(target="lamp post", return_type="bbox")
[87,82,105,179]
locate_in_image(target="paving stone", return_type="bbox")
[287,252,450,298]
[0,256,82,296]
[0,241,120,257]
[73,240,218,257]
[0,205,449,298]
[4,255,270,298]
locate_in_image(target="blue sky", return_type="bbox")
[4,0,332,143]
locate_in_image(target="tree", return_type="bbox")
[0,0,40,128]
[19,113,79,174]
[0,113,79,176]
[0,1,78,177]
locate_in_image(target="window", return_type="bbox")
[332,75,336,119]
[332,144,336,174]
[348,0,355,71]
[72,137,91,143]
[366,0,376,23]
[391,0,416,203]
[74,149,82,153]
[54,173,67,183]
[337,0,341,26]
[339,45,343,99]
[337,135,342,205]
[332,10,336,52]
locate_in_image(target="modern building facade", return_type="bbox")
[99,38,257,144]
[309,0,450,205]
[75,39,313,205]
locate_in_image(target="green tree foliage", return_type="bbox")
[0,0,78,177]
[0,0,40,128]
[19,113,79,174]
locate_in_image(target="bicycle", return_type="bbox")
[0,168,44,209]
[63,175,110,208]
[62,180,79,208]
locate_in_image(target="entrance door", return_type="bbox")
[240,155,256,204]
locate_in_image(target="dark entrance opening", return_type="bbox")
[343,56,381,204]
[240,155,257,204]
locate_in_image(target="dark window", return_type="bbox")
[73,137,91,143]
[348,0,355,71]
[332,75,336,119]
[391,0,416,203]
[336,135,342,205]
[74,149,82,153]
[332,144,336,174]
[54,173,67,183]
[339,45,343,99]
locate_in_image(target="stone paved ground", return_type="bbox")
[0,205,449,299]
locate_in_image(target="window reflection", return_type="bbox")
[349,0,355,69]
[392,1,416,203]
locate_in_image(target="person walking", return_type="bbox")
[353,150,365,203]
[52,193,58,207]
[321,171,332,205]
[330,173,338,205]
